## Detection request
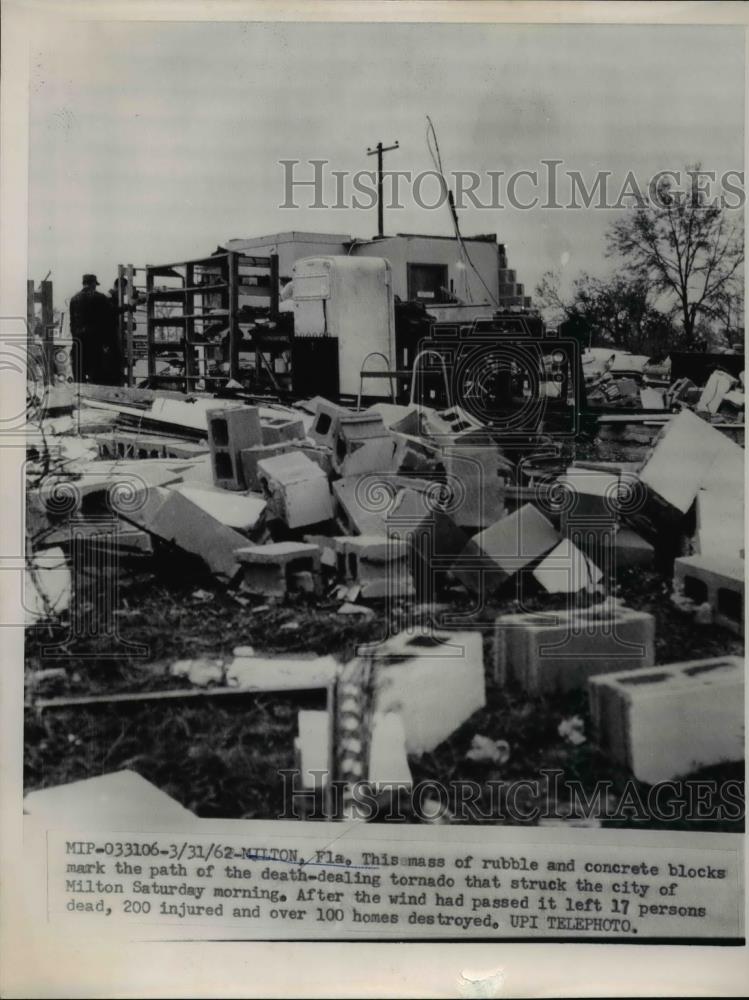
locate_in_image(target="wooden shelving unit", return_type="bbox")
[117,264,148,386]
[145,250,280,392]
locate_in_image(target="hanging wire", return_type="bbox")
[425,115,500,309]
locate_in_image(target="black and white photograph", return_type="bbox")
[2,0,747,995]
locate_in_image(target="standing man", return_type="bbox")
[69,273,123,384]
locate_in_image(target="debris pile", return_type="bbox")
[583,348,745,421]
[25,376,744,821]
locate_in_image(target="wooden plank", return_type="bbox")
[35,683,331,711]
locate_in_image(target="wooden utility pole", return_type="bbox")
[366,139,399,238]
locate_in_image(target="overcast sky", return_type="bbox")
[29,19,744,309]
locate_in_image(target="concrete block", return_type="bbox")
[441,447,507,529]
[493,604,655,692]
[333,414,396,476]
[334,534,414,599]
[297,442,335,476]
[256,451,333,528]
[260,414,306,445]
[236,541,321,598]
[422,405,485,441]
[392,495,471,602]
[366,403,422,435]
[122,486,248,582]
[308,398,351,448]
[613,526,655,569]
[391,433,440,474]
[588,656,744,783]
[240,442,294,491]
[295,710,331,788]
[694,490,744,560]
[23,770,195,826]
[169,482,265,531]
[673,554,744,634]
[368,712,412,786]
[532,538,603,593]
[638,409,744,513]
[454,504,560,595]
[332,476,390,535]
[207,406,263,490]
[558,467,620,529]
[366,630,486,754]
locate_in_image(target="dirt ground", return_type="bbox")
[25,551,744,831]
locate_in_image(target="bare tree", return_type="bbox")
[606,167,744,349]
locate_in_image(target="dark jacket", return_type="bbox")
[69,287,123,385]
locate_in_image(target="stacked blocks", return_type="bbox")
[207,406,262,490]
[588,656,744,784]
[493,604,655,692]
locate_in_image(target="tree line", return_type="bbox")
[535,166,744,356]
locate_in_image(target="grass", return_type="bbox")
[25,551,744,831]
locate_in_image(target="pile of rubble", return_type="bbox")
[24,381,744,819]
[584,348,745,420]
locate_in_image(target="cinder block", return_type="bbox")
[334,534,414,599]
[638,409,744,513]
[493,604,655,692]
[332,476,390,535]
[588,656,744,784]
[453,504,560,595]
[169,482,265,531]
[309,398,351,448]
[207,406,262,490]
[532,538,603,593]
[256,451,334,528]
[240,442,294,491]
[613,526,654,569]
[558,467,620,531]
[396,497,471,602]
[391,433,440,474]
[120,486,248,582]
[260,414,306,445]
[673,554,744,634]
[333,414,396,477]
[441,447,507,529]
[236,541,321,598]
[365,630,486,754]
[297,442,335,477]
[694,489,744,560]
[366,403,421,436]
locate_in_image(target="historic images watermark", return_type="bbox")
[278,160,745,211]
[280,769,745,824]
